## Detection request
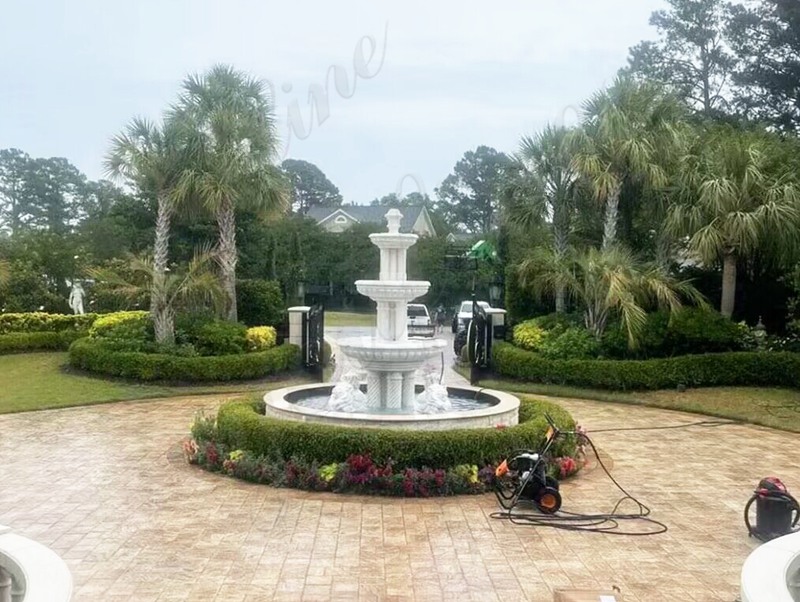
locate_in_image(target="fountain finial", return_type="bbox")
[385,209,403,234]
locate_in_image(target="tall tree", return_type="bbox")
[572,78,685,249]
[624,0,733,117]
[435,146,510,235]
[509,125,578,313]
[171,64,288,322]
[281,158,342,215]
[106,118,186,344]
[728,0,800,132]
[0,149,33,235]
[667,128,800,317]
[370,192,433,207]
[24,157,87,234]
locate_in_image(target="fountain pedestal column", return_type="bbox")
[401,372,415,410]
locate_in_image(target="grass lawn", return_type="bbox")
[325,311,376,327]
[474,376,800,433]
[0,352,306,414]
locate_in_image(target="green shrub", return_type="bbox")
[237,279,284,327]
[190,320,247,356]
[68,337,301,382]
[512,320,549,351]
[88,311,152,343]
[215,396,577,468]
[493,341,800,390]
[601,308,748,359]
[0,312,98,334]
[246,326,277,352]
[0,331,84,354]
[663,308,746,355]
[539,327,600,360]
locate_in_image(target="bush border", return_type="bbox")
[68,337,301,382]
[492,341,800,390]
[0,331,85,354]
[214,396,578,468]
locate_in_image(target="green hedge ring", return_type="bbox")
[493,341,800,391]
[68,337,301,382]
[214,396,578,468]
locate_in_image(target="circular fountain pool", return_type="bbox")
[264,383,520,431]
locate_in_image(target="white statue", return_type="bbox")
[415,365,451,414]
[68,281,85,315]
[328,371,368,413]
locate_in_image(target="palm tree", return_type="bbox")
[520,246,705,347]
[512,125,579,313]
[89,248,225,345]
[667,128,800,318]
[170,65,288,322]
[572,78,685,249]
[105,119,186,344]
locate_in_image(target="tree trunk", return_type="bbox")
[151,194,174,345]
[217,197,238,322]
[602,182,621,249]
[153,307,175,347]
[553,221,568,314]
[721,252,737,318]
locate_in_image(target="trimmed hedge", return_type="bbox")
[493,341,800,390]
[0,312,98,334]
[215,397,577,469]
[0,331,85,354]
[68,338,301,382]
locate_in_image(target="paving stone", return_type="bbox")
[0,390,791,600]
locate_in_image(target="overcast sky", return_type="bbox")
[0,1,665,204]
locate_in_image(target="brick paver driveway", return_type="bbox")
[0,392,797,601]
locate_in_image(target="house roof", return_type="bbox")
[308,205,427,233]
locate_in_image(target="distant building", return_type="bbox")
[308,205,437,237]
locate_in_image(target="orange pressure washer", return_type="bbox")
[494,413,563,514]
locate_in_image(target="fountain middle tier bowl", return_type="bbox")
[336,336,447,371]
[354,280,431,303]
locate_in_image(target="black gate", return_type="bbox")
[302,304,325,382]
[466,299,490,385]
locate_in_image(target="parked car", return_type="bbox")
[407,303,435,337]
[451,300,490,333]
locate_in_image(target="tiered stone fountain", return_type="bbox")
[264,209,519,430]
[336,209,447,411]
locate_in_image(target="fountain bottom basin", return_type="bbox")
[264,384,520,431]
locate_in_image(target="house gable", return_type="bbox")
[411,207,436,237]
[318,208,359,232]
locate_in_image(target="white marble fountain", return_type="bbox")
[264,209,519,430]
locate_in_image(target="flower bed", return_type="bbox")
[493,341,800,390]
[68,338,301,382]
[183,396,584,497]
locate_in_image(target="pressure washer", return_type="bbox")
[494,414,563,514]
[491,414,669,535]
[744,477,800,541]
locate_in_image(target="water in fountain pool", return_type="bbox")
[295,391,495,415]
